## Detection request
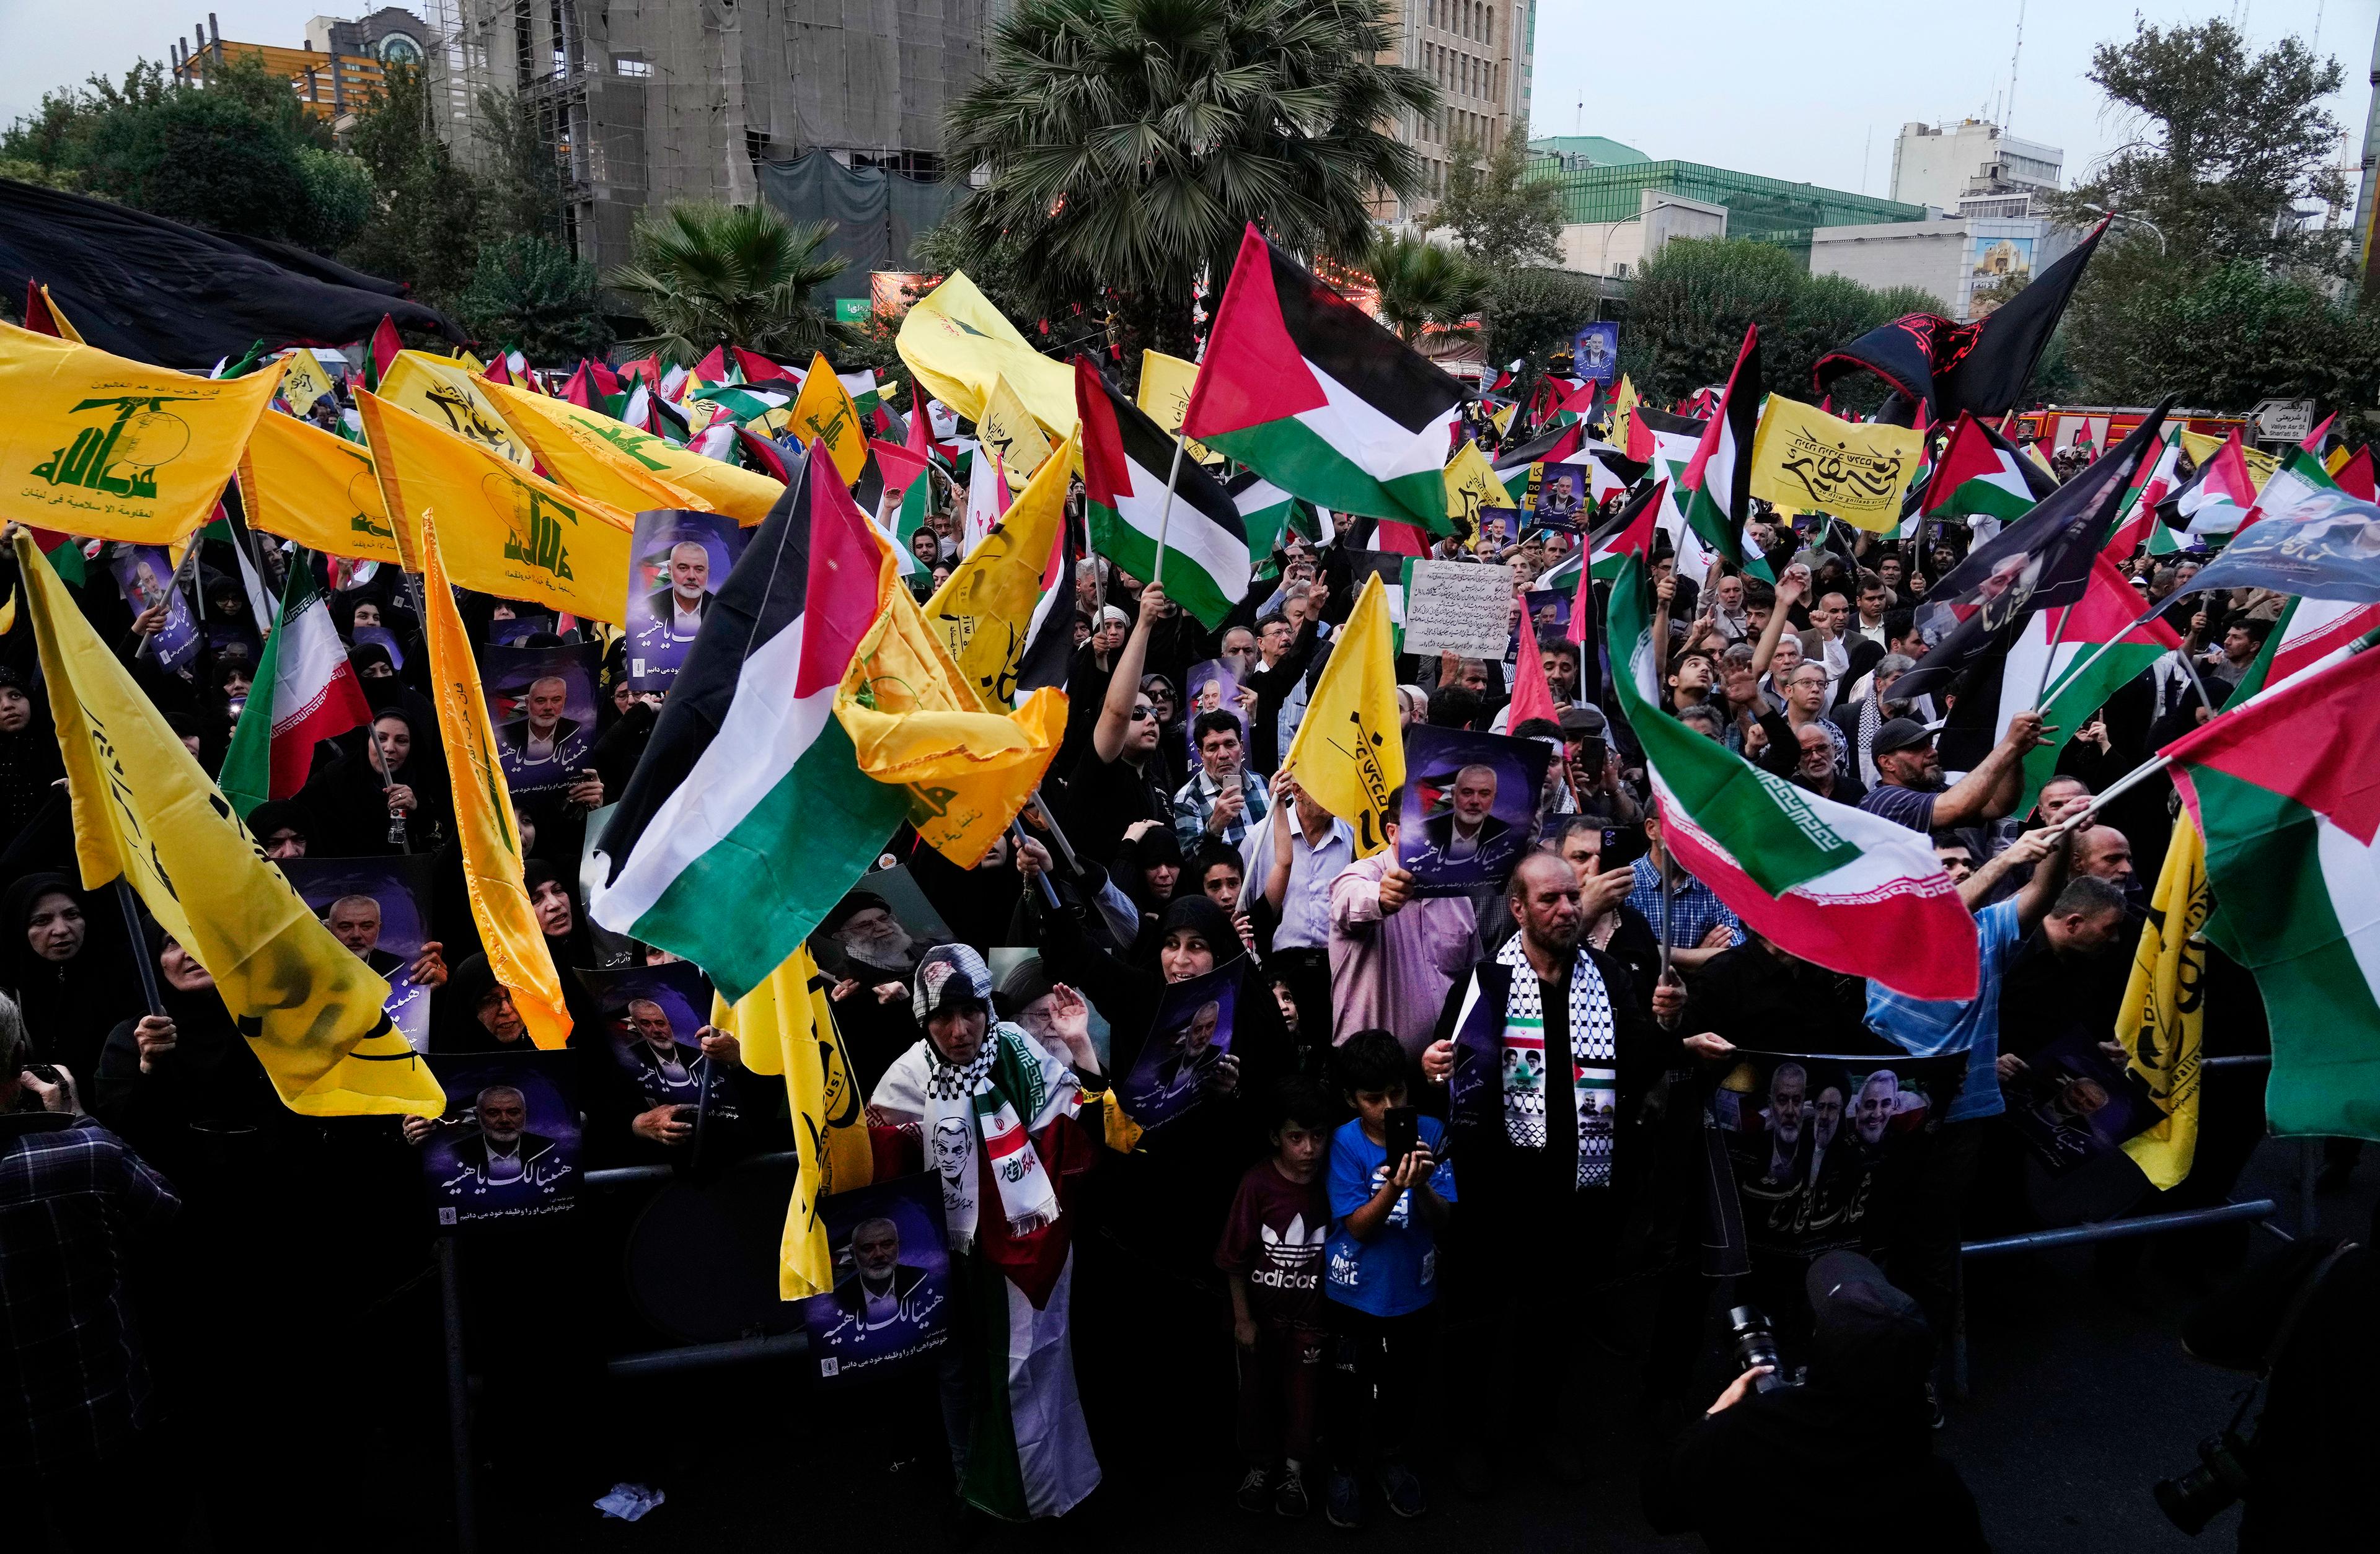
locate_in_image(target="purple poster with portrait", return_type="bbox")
[1117,960,1241,1131]
[575,960,738,1125]
[110,545,200,670]
[1183,657,1248,765]
[1527,462,1588,529]
[1706,1050,1966,1262]
[484,641,599,795]
[2003,1030,2161,1225]
[279,854,436,1051]
[625,510,749,691]
[420,1051,580,1229]
[1397,726,1550,897]
[487,610,556,646]
[798,1173,954,1387]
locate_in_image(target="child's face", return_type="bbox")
[1274,1122,1326,1174]
[1348,1083,1406,1131]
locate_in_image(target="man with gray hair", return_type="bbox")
[2,994,180,1542]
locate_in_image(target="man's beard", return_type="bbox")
[845,929,915,972]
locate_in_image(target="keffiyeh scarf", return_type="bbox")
[879,1022,1080,1251]
[1496,934,1618,1189]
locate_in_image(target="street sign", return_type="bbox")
[2249,398,2316,442]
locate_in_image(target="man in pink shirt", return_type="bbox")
[1328,799,1481,1062]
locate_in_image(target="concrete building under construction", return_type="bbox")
[408,0,985,280]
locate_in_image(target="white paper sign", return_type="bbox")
[1403,560,1516,659]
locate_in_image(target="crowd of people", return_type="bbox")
[0,411,2347,1552]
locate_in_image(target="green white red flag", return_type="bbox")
[1606,540,1979,999]
[218,555,373,817]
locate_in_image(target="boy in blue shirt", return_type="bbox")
[1323,1030,1456,1528]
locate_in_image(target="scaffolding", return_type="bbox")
[408,0,987,275]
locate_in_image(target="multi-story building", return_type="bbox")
[1525,148,1929,276]
[1889,119,2063,218]
[1373,0,1538,221]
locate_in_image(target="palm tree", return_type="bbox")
[1366,234,1484,343]
[607,201,851,368]
[943,0,1438,360]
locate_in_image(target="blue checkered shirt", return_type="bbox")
[1627,854,1743,952]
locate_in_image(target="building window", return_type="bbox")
[615,51,651,77]
[1487,6,1494,46]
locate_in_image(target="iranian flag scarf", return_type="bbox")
[1493,933,1618,1188]
[891,1022,1071,1250]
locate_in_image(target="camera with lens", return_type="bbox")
[1727,1305,1799,1394]
[2153,1432,2254,1536]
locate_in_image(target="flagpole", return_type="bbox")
[1148,426,1189,589]
[2029,601,2077,705]
[115,879,165,1018]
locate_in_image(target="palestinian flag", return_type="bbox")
[2165,639,2380,1139]
[1678,325,1770,579]
[218,554,372,818]
[1181,224,1466,530]
[1607,540,1978,1000]
[1923,411,2060,524]
[2228,594,2380,701]
[2162,428,2258,537]
[2103,421,2185,556]
[1227,470,1308,559]
[1587,479,1663,584]
[2009,553,2182,815]
[591,443,910,1003]
[1076,356,1250,627]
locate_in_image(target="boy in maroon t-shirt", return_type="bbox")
[1216,1074,1334,1517]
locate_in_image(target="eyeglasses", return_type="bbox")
[1128,706,1157,721]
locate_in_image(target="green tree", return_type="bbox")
[2043,19,2377,416]
[608,201,852,367]
[2,55,370,251]
[942,0,1437,362]
[457,234,613,362]
[475,90,565,245]
[343,63,485,308]
[1365,233,1483,341]
[1425,131,1564,273]
[1620,237,1943,410]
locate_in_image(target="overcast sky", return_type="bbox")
[2,1,2374,204]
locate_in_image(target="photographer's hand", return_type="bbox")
[1706,1365,1775,1416]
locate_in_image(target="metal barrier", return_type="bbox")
[1962,1199,2278,1260]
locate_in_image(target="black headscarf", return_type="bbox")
[0,665,65,854]
[1155,893,1236,968]
[1,870,143,1079]
[522,859,599,972]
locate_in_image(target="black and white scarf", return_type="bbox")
[1495,935,1618,1188]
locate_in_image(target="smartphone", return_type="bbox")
[1383,1105,1421,1172]
[1600,823,1652,872]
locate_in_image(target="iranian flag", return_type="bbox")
[1678,325,1771,578]
[1077,356,1251,627]
[2165,639,2380,1139]
[1923,410,2060,523]
[1182,224,1466,531]
[218,555,373,818]
[1608,541,1980,999]
[592,443,910,1003]
[2229,594,2380,701]
[2008,553,2182,814]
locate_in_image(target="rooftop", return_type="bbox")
[1526,158,1931,255]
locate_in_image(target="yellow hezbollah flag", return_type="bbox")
[978,372,1053,491]
[475,375,709,514]
[0,321,283,545]
[237,408,401,563]
[2180,429,2278,492]
[418,511,572,1050]
[925,433,1073,708]
[1490,401,1518,437]
[488,386,783,523]
[1445,439,1514,533]
[784,353,870,486]
[1748,395,1926,533]
[2115,815,2214,1190]
[14,530,439,1115]
[834,520,1065,867]
[377,349,534,467]
[357,388,633,620]
[275,349,336,412]
[1610,374,1641,452]
[897,270,1077,439]
[2327,444,2352,476]
[1137,349,1217,465]
[710,944,875,1299]
[1282,572,1402,856]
